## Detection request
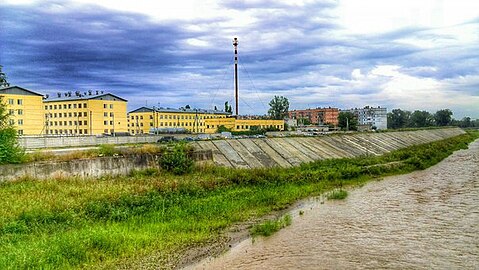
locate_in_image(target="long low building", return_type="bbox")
[128,106,284,134]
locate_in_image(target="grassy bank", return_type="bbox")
[0,131,477,269]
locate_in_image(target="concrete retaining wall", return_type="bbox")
[192,128,465,169]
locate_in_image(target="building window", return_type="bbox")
[140,116,143,120]
[104,121,108,125]
[18,119,23,125]
[9,109,14,115]
[109,104,113,109]
[9,119,14,125]
[110,112,114,117]
[8,99,14,105]
[84,121,87,125]
[69,121,72,126]
[83,112,87,117]
[150,122,153,127]
[54,105,57,110]
[69,113,72,117]
[84,129,88,134]
[73,104,77,109]
[45,105,48,110]
[104,112,108,117]
[54,113,57,118]
[78,104,82,109]
[103,104,107,109]
[18,130,23,135]
[68,104,71,109]
[17,99,22,105]
[110,121,113,125]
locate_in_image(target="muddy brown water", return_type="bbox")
[187,139,479,269]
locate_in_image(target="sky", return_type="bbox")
[0,0,478,118]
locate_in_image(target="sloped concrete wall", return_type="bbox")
[192,128,465,169]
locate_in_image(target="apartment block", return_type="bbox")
[0,86,44,135]
[43,91,128,135]
[344,106,388,130]
[287,107,339,126]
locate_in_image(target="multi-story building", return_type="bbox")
[127,107,231,134]
[128,106,284,134]
[344,106,388,130]
[0,86,44,135]
[287,107,339,126]
[43,90,128,135]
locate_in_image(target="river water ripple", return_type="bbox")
[190,139,479,269]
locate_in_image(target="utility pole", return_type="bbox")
[233,37,239,117]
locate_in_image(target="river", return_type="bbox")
[188,139,479,269]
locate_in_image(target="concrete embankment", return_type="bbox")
[0,128,464,181]
[192,128,465,169]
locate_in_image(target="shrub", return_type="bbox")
[327,189,348,200]
[159,142,194,175]
[0,127,25,164]
[97,144,117,156]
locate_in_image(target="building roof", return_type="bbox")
[0,86,43,96]
[43,91,127,102]
[128,106,231,115]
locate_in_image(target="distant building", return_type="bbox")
[128,106,284,134]
[287,107,339,126]
[0,86,44,135]
[43,90,128,136]
[128,107,231,134]
[344,106,388,130]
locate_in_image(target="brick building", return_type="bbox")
[287,107,339,126]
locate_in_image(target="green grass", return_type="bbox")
[327,189,348,200]
[0,131,477,269]
[250,214,292,237]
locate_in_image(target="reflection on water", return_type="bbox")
[189,140,479,269]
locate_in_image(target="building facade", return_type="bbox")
[287,107,339,126]
[43,91,128,136]
[0,86,44,135]
[345,106,388,130]
[203,117,284,133]
[128,107,284,134]
[128,107,231,134]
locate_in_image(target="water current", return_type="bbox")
[189,139,479,269]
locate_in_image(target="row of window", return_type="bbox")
[8,99,22,105]
[46,112,87,118]
[128,121,204,128]
[47,121,88,126]
[9,119,23,125]
[129,114,224,120]
[8,109,23,115]
[46,103,88,110]
[129,129,205,134]
[47,129,89,135]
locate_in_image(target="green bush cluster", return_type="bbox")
[0,127,25,164]
[158,142,194,175]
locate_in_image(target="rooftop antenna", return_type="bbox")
[233,37,239,116]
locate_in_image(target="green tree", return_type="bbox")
[0,97,25,164]
[409,110,434,128]
[268,96,289,120]
[387,109,411,129]
[338,112,358,131]
[224,101,232,113]
[216,125,231,133]
[0,65,10,88]
[298,117,311,126]
[185,104,191,109]
[434,109,453,126]
[459,117,471,128]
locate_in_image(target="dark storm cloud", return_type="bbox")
[0,1,478,117]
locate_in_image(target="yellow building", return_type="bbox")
[0,86,44,135]
[204,117,284,133]
[43,91,128,135]
[128,107,230,134]
[128,106,284,134]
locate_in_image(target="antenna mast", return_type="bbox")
[233,37,239,116]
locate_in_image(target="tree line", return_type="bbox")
[387,108,478,129]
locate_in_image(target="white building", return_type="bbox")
[346,106,388,130]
